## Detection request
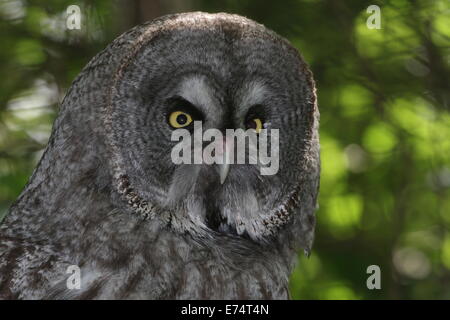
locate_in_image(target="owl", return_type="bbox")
[0,12,319,299]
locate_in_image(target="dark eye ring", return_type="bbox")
[245,105,265,133]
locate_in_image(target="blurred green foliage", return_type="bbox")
[0,0,449,299]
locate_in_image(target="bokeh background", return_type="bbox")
[0,0,449,299]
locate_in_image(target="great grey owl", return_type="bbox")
[0,12,319,299]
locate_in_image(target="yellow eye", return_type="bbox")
[253,118,263,133]
[169,111,193,128]
[246,118,263,133]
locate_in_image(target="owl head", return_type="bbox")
[81,12,319,249]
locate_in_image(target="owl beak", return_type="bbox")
[218,137,233,185]
[219,162,230,185]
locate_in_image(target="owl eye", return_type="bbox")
[245,118,263,133]
[169,111,193,128]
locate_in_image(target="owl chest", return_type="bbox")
[78,235,290,299]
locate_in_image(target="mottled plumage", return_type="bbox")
[0,12,319,299]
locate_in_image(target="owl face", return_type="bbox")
[107,14,317,241]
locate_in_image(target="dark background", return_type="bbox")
[0,0,449,299]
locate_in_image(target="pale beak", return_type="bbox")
[218,137,233,185]
[219,162,230,185]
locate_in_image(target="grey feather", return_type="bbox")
[0,12,319,299]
